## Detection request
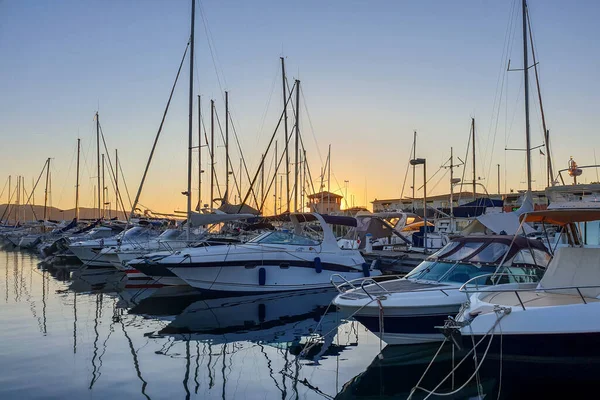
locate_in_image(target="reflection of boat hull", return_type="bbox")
[160,289,340,345]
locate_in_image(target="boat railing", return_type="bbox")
[459,273,595,310]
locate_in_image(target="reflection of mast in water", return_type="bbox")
[193,342,200,394]
[207,343,214,389]
[119,316,151,400]
[259,344,285,399]
[221,344,227,400]
[41,268,47,334]
[89,293,102,389]
[73,291,77,354]
[183,339,191,400]
[13,251,18,302]
[5,250,9,303]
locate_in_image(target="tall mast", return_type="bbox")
[260,153,264,212]
[225,91,229,203]
[294,79,300,212]
[274,140,278,215]
[101,154,105,217]
[281,57,290,212]
[523,0,532,192]
[115,149,120,220]
[75,139,80,220]
[527,11,552,187]
[497,164,501,194]
[450,147,454,222]
[186,0,195,236]
[210,99,215,208]
[303,149,307,212]
[472,117,476,201]
[7,176,11,223]
[327,144,331,195]
[198,95,202,209]
[96,112,101,219]
[412,131,416,213]
[43,158,50,222]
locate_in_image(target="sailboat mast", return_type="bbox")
[96,112,101,219]
[274,140,278,215]
[294,79,300,212]
[186,0,195,236]
[260,153,264,212]
[327,144,331,195]
[115,149,120,220]
[102,154,105,217]
[472,117,476,200]
[198,95,202,210]
[75,139,80,220]
[281,57,290,212]
[412,130,416,212]
[7,176,11,223]
[450,147,454,221]
[225,91,229,203]
[522,0,532,192]
[43,158,50,221]
[210,99,215,208]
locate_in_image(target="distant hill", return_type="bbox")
[0,204,126,223]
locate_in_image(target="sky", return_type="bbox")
[1,0,600,216]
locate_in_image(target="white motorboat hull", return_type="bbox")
[170,263,376,294]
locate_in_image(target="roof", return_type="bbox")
[521,209,600,226]
[307,191,343,199]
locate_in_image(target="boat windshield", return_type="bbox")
[443,242,485,261]
[157,230,182,240]
[123,227,148,239]
[406,260,496,284]
[251,231,320,246]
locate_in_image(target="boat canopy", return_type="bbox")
[537,246,600,298]
[189,212,255,226]
[521,209,600,226]
[264,213,357,227]
[428,235,548,265]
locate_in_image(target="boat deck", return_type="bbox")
[481,290,600,309]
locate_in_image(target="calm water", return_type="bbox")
[1,247,598,399]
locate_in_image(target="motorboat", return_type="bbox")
[332,235,550,345]
[69,225,160,267]
[132,213,379,294]
[447,207,600,358]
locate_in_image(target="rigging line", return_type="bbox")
[428,169,450,195]
[300,85,325,165]
[200,113,224,205]
[197,0,226,95]
[229,111,262,208]
[482,0,518,172]
[0,176,9,202]
[237,83,296,213]
[504,77,524,146]
[400,137,414,200]
[54,140,78,211]
[213,109,240,201]
[98,123,129,221]
[458,123,471,202]
[129,41,190,220]
[254,63,280,146]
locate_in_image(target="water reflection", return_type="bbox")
[3,248,596,399]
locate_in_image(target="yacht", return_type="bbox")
[132,213,379,294]
[446,188,600,357]
[69,225,160,267]
[332,234,550,344]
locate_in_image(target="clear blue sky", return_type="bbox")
[1,0,599,213]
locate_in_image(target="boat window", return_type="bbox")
[442,242,484,261]
[406,261,455,282]
[499,266,545,283]
[467,242,509,263]
[158,230,181,240]
[428,241,461,259]
[123,227,144,238]
[441,263,497,284]
[253,231,320,246]
[512,249,551,267]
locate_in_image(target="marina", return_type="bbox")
[3,0,600,398]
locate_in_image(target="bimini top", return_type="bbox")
[520,209,600,226]
[263,213,357,227]
[427,235,548,265]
